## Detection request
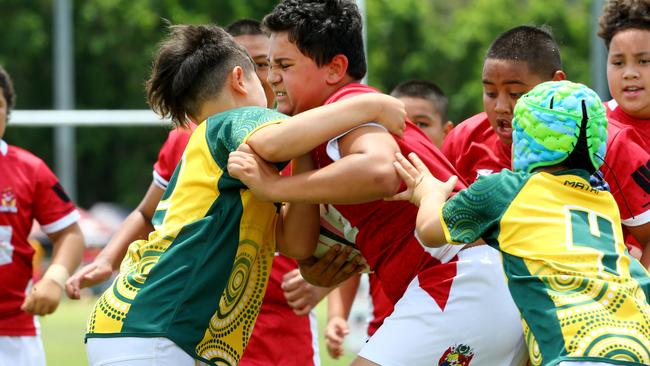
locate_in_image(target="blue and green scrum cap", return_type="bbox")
[511,80,608,173]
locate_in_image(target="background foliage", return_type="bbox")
[0,0,593,208]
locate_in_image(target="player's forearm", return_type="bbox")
[97,183,162,269]
[277,203,319,260]
[415,193,449,247]
[49,223,85,274]
[276,154,319,259]
[98,210,154,269]
[266,153,400,204]
[246,96,381,163]
[327,275,360,321]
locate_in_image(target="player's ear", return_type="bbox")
[230,66,248,96]
[325,54,349,85]
[443,121,454,137]
[551,70,566,81]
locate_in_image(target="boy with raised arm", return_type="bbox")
[84,24,405,366]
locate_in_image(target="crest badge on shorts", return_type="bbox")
[438,344,474,366]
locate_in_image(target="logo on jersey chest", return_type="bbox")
[0,188,17,213]
[439,344,474,365]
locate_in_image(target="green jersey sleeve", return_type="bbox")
[441,170,527,244]
[205,106,289,168]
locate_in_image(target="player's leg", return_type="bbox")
[358,245,528,366]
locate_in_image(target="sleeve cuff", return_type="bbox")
[152,170,169,190]
[622,209,650,227]
[40,210,81,234]
[325,123,388,161]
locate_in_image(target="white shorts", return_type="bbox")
[558,363,618,366]
[0,335,46,366]
[86,337,208,366]
[359,245,528,366]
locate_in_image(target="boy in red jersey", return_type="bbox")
[66,20,330,366]
[443,25,650,268]
[229,1,527,365]
[391,79,454,148]
[0,65,85,365]
[599,0,650,268]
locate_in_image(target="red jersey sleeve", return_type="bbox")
[32,159,78,234]
[441,125,463,169]
[602,123,650,226]
[153,127,193,189]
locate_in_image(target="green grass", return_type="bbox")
[41,297,356,366]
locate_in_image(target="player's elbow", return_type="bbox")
[369,162,402,197]
[416,223,446,248]
[246,137,286,163]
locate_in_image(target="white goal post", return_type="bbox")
[11,110,171,127]
[9,110,172,201]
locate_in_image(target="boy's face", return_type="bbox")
[0,87,6,140]
[607,28,650,119]
[398,96,446,148]
[482,59,545,146]
[245,69,269,108]
[268,32,333,116]
[234,34,275,108]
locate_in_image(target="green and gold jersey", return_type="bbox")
[86,106,288,366]
[441,169,650,366]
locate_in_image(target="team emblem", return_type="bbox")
[0,188,17,213]
[439,344,474,366]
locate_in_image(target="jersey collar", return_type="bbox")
[0,140,7,156]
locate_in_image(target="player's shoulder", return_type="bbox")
[325,83,380,104]
[471,169,528,194]
[3,143,46,170]
[445,112,491,142]
[206,106,287,129]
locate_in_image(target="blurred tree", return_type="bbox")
[0,0,273,208]
[0,0,593,207]
[366,0,591,123]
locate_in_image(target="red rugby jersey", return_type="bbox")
[154,126,318,365]
[605,100,650,253]
[445,108,650,254]
[441,112,510,184]
[313,83,466,309]
[366,273,393,337]
[0,140,79,336]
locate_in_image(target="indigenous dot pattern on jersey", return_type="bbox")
[512,80,608,173]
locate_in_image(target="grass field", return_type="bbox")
[41,297,357,366]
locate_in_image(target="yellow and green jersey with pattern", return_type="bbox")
[441,169,650,366]
[86,106,288,366]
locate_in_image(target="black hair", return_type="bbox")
[598,0,650,49]
[262,0,367,80]
[225,19,264,37]
[0,65,16,117]
[146,24,254,127]
[486,25,562,80]
[390,80,449,122]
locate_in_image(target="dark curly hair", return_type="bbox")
[0,65,15,117]
[262,0,367,80]
[598,0,650,49]
[146,24,254,127]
